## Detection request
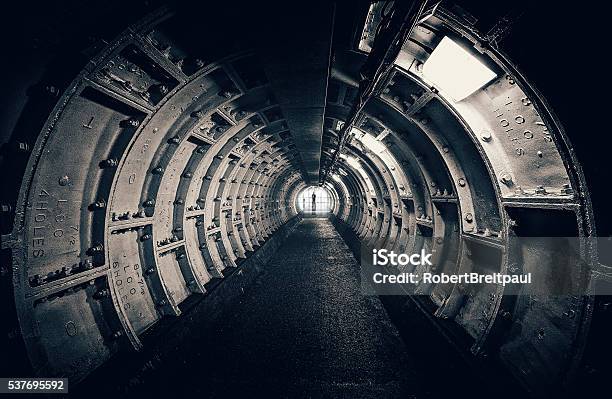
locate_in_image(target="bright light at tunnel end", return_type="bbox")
[422,36,497,102]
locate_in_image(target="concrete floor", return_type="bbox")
[102,218,492,398]
[197,217,423,397]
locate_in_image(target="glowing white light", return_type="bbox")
[339,154,374,191]
[351,127,387,154]
[297,186,332,214]
[344,155,361,170]
[331,174,342,183]
[422,36,496,102]
[359,132,386,154]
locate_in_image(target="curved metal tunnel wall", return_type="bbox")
[0,1,608,397]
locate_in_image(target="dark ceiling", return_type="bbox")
[0,0,609,234]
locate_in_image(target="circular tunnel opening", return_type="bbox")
[296,186,335,215]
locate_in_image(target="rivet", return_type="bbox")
[537,328,545,340]
[88,243,104,254]
[83,259,93,270]
[13,141,31,153]
[464,213,473,223]
[561,183,573,195]
[93,289,110,299]
[58,175,70,186]
[126,118,140,128]
[45,85,59,96]
[91,199,106,210]
[101,158,118,168]
[499,173,513,186]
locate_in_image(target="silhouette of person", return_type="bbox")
[312,192,317,212]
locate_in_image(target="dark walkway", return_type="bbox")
[196,217,425,397]
[111,218,492,398]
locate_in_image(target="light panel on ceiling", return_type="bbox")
[422,36,497,101]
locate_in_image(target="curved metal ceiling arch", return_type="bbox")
[322,4,596,394]
[0,2,601,395]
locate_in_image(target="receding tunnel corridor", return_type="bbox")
[77,217,497,398]
[1,0,611,398]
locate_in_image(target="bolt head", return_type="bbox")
[500,174,513,186]
[58,175,70,186]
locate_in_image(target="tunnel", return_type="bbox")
[0,0,610,397]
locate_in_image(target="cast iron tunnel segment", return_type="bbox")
[0,1,605,396]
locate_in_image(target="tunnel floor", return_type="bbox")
[200,217,422,397]
[100,217,494,398]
